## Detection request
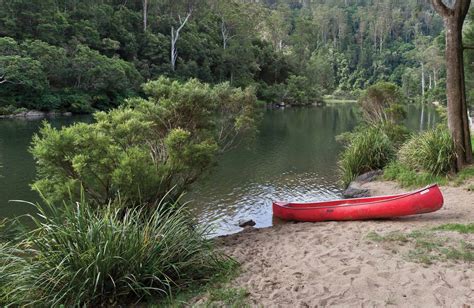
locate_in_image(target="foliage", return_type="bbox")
[283,75,323,105]
[0,0,445,111]
[339,126,395,186]
[398,126,456,175]
[358,82,406,124]
[1,197,234,306]
[31,78,258,206]
[383,161,448,188]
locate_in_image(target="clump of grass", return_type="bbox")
[339,126,395,186]
[383,161,447,188]
[206,287,249,307]
[398,126,455,176]
[367,230,474,264]
[433,223,474,233]
[453,165,474,186]
[2,197,233,306]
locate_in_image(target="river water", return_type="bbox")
[0,104,439,235]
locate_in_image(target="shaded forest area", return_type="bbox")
[2,0,474,113]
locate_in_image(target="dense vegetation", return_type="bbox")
[31,77,258,207]
[1,197,233,306]
[0,0,447,113]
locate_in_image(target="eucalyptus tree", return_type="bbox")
[431,0,473,169]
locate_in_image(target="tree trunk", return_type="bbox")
[445,17,472,169]
[431,0,473,170]
[421,62,425,99]
[143,0,148,32]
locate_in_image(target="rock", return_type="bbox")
[342,170,382,198]
[342,185,370,198]
[354,170,383,183]
[238,219,256,228]
[62,112,73,116]
[47,111,61,117]
[25,110,46,118]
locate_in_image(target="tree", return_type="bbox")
[358,82,406,125]
[170,11,192,71]
[31,77,258,207]
[431,0,473,170]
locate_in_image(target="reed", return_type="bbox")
[398,126,455,175]
[339,126,395,186]
[1,196,232,306]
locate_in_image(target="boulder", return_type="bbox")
[354,170,383,183]
[342,183,370,199]
[342,170,383,199]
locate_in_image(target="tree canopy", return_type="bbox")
[0,0,448,112]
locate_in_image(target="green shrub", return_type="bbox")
[2,197,232,306]
[358,82,406,124]
[31,77,258,207]
[339,126,395,186]
[398,126,455,175]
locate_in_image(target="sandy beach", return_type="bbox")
[217,181,474,307]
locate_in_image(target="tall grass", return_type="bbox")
[1,197,232,306]
[339,126,395,186]
[398,126,455,175]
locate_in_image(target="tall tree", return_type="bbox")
[431,0,473,170]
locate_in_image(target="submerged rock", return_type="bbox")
[238,219,256,228]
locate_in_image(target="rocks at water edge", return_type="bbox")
[0,110,74,119]
[238,219,256,228]
[342,170,383,199]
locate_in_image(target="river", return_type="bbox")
[0,104,439,235]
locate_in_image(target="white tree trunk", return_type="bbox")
[143,0,148,32]
[421,62,425,98]
[170,12,191,71]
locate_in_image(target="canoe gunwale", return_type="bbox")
[273,184,439,210]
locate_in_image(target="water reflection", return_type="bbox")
[186,105,359,235]
[0,104,440,235]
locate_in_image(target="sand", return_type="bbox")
[217,181,474,307]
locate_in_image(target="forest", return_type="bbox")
[2,0,470,114]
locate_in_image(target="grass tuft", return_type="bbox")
[383,161,447,188]
[433,223,474,234]
[1,196,234,306]
[339,126,395,186]
[398,126,455,176]
[367,229,474,264]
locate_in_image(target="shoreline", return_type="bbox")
[215,180,474,307]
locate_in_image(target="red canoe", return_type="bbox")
[272,184,443,222]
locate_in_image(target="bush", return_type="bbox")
[31,77,258,207]
[2,197,232,306]
[398,126,456,175]
[339,126,395,186]
[358,82,406,124]
[283,75,323,105]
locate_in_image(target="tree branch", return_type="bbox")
[431,0,453,16]
[463,44,474,50]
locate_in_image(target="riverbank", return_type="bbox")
[0,109,73,119]
[213,180,474,307]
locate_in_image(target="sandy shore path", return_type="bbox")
[217,181,474,307]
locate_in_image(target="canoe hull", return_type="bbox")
[272,184,444,222]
